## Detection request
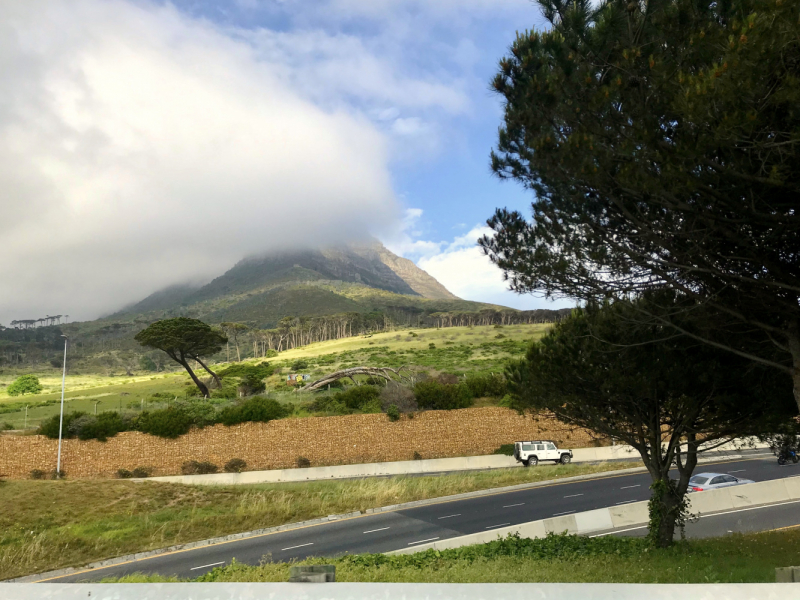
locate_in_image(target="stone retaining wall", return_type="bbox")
[0,407,594,479]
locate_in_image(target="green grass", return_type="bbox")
[0,324,548,429]
[0,461,633,580]
[105,529,800,584]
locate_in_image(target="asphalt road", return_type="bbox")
[42,454,797,582]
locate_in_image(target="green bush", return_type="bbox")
[132,466,153,478]
[310,386,382,415]
[212,383,238,399]
[139,356,158,372]
[464,373,508,398]
[493,443,515,456]
[181,460,218,475]
[2,422,14,430]
[38,411,89,439]
[386,404,401,422]
[7,375,43,397]
[296,456,311,468]
[291,359,309,371]
[117,469,133,479]
[218,397,289,426]
[217,362,274,380]
[137,407,195,438]
[414,379,474,410]
[68,412,129,442]
[30,469,46,480]
[239,373,266,396]
[224,458,247,473]
[173,399,217,427]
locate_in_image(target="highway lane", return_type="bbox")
[42,455,795,582]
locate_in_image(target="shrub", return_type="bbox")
[2,422,13,431]
[238,373,266,396]
[428,343,436,349]
[181,460,218,475]
[291,359,309,371]
[413,451,422,460]
[68,412,129,442]
[30,469,46,480]
[218,397,289,426]
[380,382,418,413]
[132,466,154,478]
[386,404,401,422]
[464,373,508,398]
[217,362,274,380]
[310,386,382,415]
[173,399,217,427]
[137,407,195,438]
[224,458,247,473]
[493,443,515,456]
[50,470,66,480]
[139,356,158,371]
[7,375,43,396]
[212,383,238,399]
[38,411,89,439]
[296,456,311,468]
[117,468,133,478]
[414,379,474,410]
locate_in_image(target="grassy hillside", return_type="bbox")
[0,323,549,429]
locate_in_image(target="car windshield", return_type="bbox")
[689,476,709,485]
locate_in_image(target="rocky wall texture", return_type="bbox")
[0,407,595,479]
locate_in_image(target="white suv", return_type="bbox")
[513,440,573,467]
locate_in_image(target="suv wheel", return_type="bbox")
[526,456,538,467]
[560,454,571,465]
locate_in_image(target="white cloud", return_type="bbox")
[416,226,574,310]
[0,0,400,324]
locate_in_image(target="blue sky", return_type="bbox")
[0,0,570,324]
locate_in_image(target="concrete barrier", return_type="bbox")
[390,477,797,555]
[0,582,788,600]
[146,440,770,486]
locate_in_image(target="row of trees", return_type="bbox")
[486,0,800,547]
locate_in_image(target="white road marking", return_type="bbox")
[728,470,746,473]
[281,543,314,551]
[553,510,575,516]
[615,500,637,505]
[485,523,511,529]
[363,527,390,534]
[590,499,800,538]
[563,493,583,498]
[190,561,224,571]
[620,485,640,489]
[408,537,439,545]
[503,503,525,508]
[438,514,461,519]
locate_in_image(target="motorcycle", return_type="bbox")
[777,448,799,466]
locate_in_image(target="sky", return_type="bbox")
[0,0,571,325]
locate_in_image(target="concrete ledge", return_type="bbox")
[0,583,788,600]
[144,440,769,486]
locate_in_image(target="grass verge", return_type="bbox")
[0,461,636,580]
[106,530,800,584]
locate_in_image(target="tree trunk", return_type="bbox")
[193,356,221,389]
[653,481,680,548]
[179,357,210,398]
[789,332,800,413]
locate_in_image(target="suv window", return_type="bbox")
[721,475,738,483]
[546,443,556,451]
[710,476,725,485]
[522,444,534,451]
[536,444,544,451]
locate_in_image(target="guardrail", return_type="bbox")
[0,582,788,599]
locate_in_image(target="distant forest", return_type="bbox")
[0,306,571,369]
